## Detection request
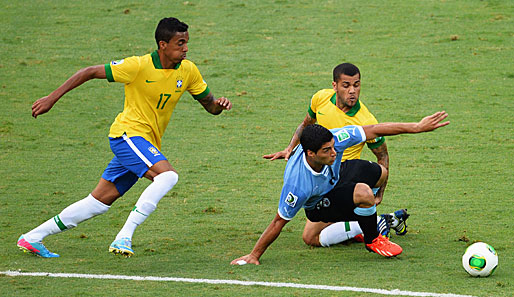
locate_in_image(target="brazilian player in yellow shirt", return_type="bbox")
[18,17,231,258]
[264,63,408,248]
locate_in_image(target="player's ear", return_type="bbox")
[332,81,337,91]
[158,40,167,50]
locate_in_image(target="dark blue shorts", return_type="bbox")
[101,135,167,196]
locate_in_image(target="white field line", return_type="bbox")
[1,270,474,297]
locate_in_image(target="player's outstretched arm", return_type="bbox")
[230,213,289,265]
[362,111,449,140]
[197,92,232,115]
[263,114,316,161]
[32,65,106,118]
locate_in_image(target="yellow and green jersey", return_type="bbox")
[105,51,209,149]
[307,89,385,161]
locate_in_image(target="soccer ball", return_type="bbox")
[462,242,498,277]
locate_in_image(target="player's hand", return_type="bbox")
[32,96,57,118]
[215,96,232,111]
[263,148,291,161]
[230,254,260,266]
[415,111,450,132]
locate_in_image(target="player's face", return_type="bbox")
[332,73,361,110]
[160,31,189,66]
[315,139,337,166]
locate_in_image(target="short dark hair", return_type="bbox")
[155,17,189,48]
[333,63,360,82]
[300,124,333,154]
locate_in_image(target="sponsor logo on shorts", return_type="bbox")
[148,146,160,156]
[285,192,298,208]
[315,197,331,210]
[111,59,124,65]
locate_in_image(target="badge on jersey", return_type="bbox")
[111,59,124,65]
[285,192,298,207]
[176,80,183,88]
[334,129,350,142]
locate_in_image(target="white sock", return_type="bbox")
[115,171,178,240]
[319,221,363,247]
[24,194,110,242]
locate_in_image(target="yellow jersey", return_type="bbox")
[307,89,385,161]
[105,51,209,149]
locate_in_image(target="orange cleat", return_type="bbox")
[365,236,402,257]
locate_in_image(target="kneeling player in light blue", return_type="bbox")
[231,111,449,264]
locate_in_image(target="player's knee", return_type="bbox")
[154,171,178,192]
[354,183,375,207]
[302,233,321,246]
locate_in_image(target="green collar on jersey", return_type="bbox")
[151,50,181,70]
[330,93,361,116]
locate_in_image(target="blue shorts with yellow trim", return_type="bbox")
[101,135,167,196]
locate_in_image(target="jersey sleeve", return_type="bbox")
[331,125,367,153]
[187,62,210,100]
[307,92,319,119]
[104,56,141,83]
[277,184,308,220]
[366,136,385,149]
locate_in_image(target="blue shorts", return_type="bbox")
[101,135,167,196]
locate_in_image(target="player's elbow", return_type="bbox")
[80,65,106,80]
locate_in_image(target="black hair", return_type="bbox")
[155,17,189,48]
[332,63,360,82]
[300,124,333,154]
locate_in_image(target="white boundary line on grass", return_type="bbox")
[1,270,474,297]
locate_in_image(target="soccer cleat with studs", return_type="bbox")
[17,235,60,258]
[109,237,134,258]
[390,209,410,236]
[365,235,403,257]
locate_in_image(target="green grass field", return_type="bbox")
[1,0,513,296]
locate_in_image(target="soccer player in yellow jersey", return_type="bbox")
[18,17,231,258]
[264,63,408,248]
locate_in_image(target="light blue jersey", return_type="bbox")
[277,125,366,220]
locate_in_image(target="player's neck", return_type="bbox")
[335,99,352,113]
[157,51,178,69]
[305,156,323,173]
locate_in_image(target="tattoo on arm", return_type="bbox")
[198,93,214,107]
[198,93,221,115]
[371,143,389,201]
[371,143,389,169]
